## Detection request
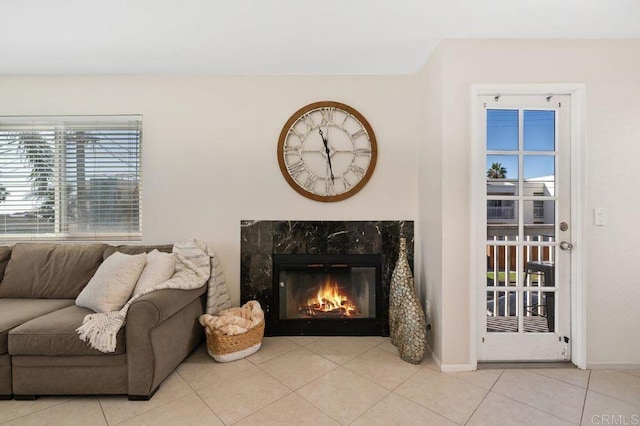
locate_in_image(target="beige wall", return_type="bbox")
[0,75,420,306]
[418,39,640,368]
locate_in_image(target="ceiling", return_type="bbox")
[1,0,639,75]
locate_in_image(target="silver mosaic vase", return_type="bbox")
[389,238,410,346]
[388,238,427,364]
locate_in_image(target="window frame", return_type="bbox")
[0,115,142,242]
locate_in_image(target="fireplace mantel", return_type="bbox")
[240,220,414,336]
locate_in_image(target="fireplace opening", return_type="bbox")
[272,254,382,336]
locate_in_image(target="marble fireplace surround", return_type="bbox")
[240,220,414,336]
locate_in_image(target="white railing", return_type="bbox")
[486,234,555,322]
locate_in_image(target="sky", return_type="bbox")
[486,109,556,180]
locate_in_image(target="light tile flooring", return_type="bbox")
[1,337,639,425]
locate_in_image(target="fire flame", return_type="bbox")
[305,277,358,317]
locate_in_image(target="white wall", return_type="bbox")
[416,45,444,363]
[418,39,640,368]
[0,75,419,306]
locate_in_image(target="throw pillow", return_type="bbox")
[133,249,176,295]
[75,252,147,313]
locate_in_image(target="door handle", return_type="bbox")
[559,241,573,251]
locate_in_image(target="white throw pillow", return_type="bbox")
[133,249,176,295]
[76,252,147,313]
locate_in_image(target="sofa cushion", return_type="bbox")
[8,305,126,356]
[76,252,147,313]
[0,243,108,299]
[103,244,173,260]
[0,298,74,354]
[0,246,11,282]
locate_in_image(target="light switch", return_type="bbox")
[594,208,607,226]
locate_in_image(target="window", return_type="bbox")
[486,199,515,221]
[533,192,545,223]
[0,115,142,240]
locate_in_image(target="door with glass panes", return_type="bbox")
[478,94,572,361]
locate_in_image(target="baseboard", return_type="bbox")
[428,349,475,372]
[586,362,640,370]
[440,363,476,372]
[478,361,575,370]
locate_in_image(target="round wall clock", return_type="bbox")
[277,101,377,202]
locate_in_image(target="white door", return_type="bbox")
[477,94,572,361]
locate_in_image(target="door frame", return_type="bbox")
[469,84,587,369]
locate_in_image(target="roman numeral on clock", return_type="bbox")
[320,108,334,125]
[303,174,317,191]
[303,114,316,131]
[287,161,306,179]
[349,164,366,179]
[351,129,367,140]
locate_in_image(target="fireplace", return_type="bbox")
[240,220,414,337]
[273,254,382,335]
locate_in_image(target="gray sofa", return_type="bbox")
[0,243,207,400]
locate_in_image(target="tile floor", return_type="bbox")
[1,336,639,425]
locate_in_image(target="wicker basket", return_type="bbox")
[205,320,265,362]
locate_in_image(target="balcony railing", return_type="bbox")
[485,233,555,333]
[487,205,515,220]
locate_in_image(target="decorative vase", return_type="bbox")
[388,239,407,346]
[389,237,427,364]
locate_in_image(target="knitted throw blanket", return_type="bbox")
[77,239,217,353]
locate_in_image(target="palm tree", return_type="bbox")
[17,133,55,222]
[487,162,507,179]
[0,181,8,203]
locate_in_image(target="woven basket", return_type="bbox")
[205,320,265,362]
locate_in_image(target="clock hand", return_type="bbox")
[318,128,335,182]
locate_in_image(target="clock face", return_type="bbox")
[277,101,377,202]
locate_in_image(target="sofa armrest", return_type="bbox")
[129,286,206,328]
[126,286,206,397]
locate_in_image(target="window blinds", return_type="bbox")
[0,115,142,241]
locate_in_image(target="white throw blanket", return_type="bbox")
[203,245,232,316]
[77,239,224,353]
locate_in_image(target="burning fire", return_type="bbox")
[300,277,358,317]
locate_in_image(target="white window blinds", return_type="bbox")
[0,115,142,241]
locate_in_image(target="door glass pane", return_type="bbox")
[487,228,518,241]
[486,290,519,333]
[487,154,518,195]
[486,245,517,287]
[487,109,518,151]
[487,199,517,224]
[487,199,518,245]
[523,155,554,195]
[522,291,554,333]
[524,200,554,239]
[524,110,555,151]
